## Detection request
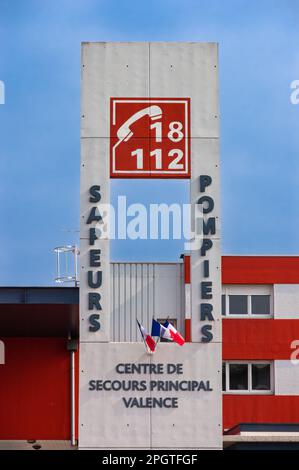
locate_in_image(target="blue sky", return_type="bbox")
[0,0,298,285]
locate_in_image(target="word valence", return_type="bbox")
[123,396,178,408]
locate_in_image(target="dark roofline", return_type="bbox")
[0,287,79,305]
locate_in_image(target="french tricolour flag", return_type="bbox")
[164,320,185,346]
[151,319,173,341]
[137,320,156,353]
[151,319,185,346]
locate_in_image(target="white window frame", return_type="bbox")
[222,285,273,318]
[223,360,274,395]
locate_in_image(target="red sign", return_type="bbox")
[110,98,190,178]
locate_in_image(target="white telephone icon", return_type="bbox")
[117,105,162,142]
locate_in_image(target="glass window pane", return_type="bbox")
[251,295,270,315]
[229,364,248,390]
[222,363,226,391]
[229,295,248,315]
[252,364,271,390]
[222,295,226,316]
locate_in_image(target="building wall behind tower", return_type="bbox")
[0,337,78,440]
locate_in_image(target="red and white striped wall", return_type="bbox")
[222,256,299,429]
[183,255,191,342]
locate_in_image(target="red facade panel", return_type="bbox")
[184,255,190,284]
[185,319,191,342]
[223,319,299,360]
[0,337,78,440]
[222,256,299,284]
[223,395,299,430]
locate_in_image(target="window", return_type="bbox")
[251,295,270,315]
[221,294,226,316]
[229,295,248,315]
[222,363,226,391]
[229,363,248,390]
[222,361,273,394]
[222,285,272,317]
[252,363,271,390]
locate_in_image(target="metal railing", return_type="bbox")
[53,245,79,286]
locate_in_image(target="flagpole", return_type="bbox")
[136,318,149,353]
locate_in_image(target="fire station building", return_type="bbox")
[1,42,298,451]
[1,255,299,450]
